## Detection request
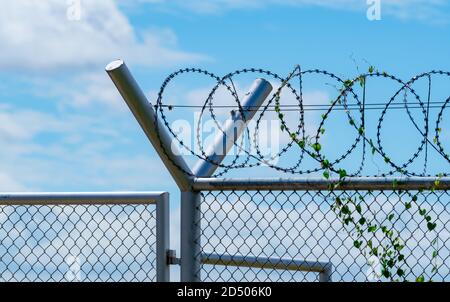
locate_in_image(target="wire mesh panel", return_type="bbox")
[0,204,157,282]
[199,189,450,282]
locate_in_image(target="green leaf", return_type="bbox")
[416,275,425,282]
[312,143,322,152]
[434,179,441,188]
[368,225,377,233]
[341,205,351,215]
[353,240,362,248]
[388,214,395,221]
[398,254,405,261]
[298,140,305,148]
[412,195,418,202]
[405,202,412,210]
[369,139,376,155]
[321,159,330,168]
[392,180,398,190]
[358,76,365,87]
[368,66,375,74]
[359,217,366,225]
[323,170,330,179]
[387,259,395,268]
[338,169,347,179]
[371,247,378,256]
[344,79,353,88]
[419,208,427,216]
[356,204,362,214]
[427,222,437,231]
[432,251,438,258]
[397,269,405,277]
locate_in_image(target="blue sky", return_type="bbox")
[1,0,450,196]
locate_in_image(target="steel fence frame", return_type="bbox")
[105,60,450,282]
[0,192,170,282]
[2,60,448,282]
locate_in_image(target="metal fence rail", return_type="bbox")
[201,252,332,282]
[194,178,450,282]
[0,192,169,282]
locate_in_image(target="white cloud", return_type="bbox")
[0,108,68,141]
[0,173,25,191]
[141,0,449,22]
[0,0,207,71]
[0,105,172,191]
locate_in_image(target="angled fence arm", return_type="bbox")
[192,78,273,177]
[106,60,192,191]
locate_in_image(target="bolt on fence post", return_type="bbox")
[192,78,273,177]
[156,192,170,282]
[180,191,201,282]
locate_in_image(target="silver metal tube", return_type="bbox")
[192,78,273,177]
[156,192,170,282]
[319,263,333,282]
[0,191,166,205]
[180,191,201,282]
[202,253,332,282]
[106,60,192,191]
[192,176,450,191]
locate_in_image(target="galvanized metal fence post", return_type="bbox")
[180,191,201,282]
[156,192,170,282]
[184,78,272,281]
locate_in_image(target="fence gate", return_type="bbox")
[0,192,169,282]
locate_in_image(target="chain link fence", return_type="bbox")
[199,188,450,282]
[1,185,449,282]
[0,192,169,282]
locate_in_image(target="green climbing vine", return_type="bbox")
[274,66,440,282]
